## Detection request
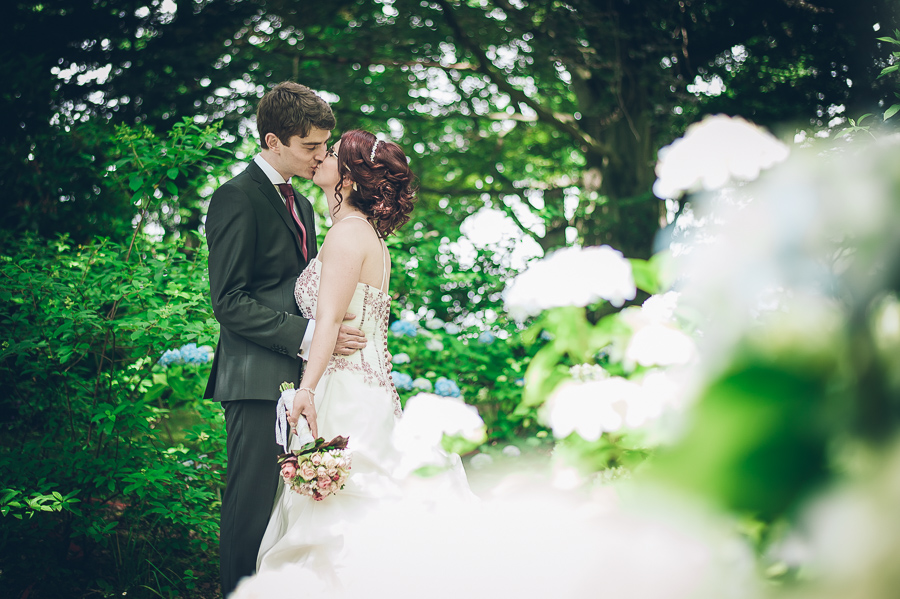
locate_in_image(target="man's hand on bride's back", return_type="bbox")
[334,312,366,355]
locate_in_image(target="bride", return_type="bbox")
[253,129,433,584]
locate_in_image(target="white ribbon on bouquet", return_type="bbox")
[275,387,315,453]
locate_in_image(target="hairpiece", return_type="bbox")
[370,140,380,162]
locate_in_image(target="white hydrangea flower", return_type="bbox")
[569,363,610,382]
[425,317,445,330]
[501,445,521,458]
[444,322,461,335]
[503,245,636,321]
[468,453,494,470]
[625,323,697,367]
[391,352,411,365]
[639,291,681,324]
[547,373,684,440]
[394,393,484,451]
[425,338,444,352]
[547,377,643,440]
[653,114,789,199]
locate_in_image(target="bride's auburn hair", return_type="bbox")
[334,130,417,238]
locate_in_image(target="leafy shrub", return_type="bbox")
[0,234,223,598]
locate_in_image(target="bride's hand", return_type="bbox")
[289,388,318,439]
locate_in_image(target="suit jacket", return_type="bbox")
[204,160,318,401]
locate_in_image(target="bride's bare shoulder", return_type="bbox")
[318,217,378,261]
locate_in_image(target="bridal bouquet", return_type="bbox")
[276,382,352,501]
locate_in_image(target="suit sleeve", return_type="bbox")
[206,183,309,356]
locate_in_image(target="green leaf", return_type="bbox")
[878,64,899,78]
[129,175,144,191]
[629,258,660,294]
[167,167,179,179]
[884,104,900,121]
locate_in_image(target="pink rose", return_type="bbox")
[311,453,323,466]
[318,477,333,492]
[316,466,327,478]
[323,454,337,469]
[299,463,316,481]
[326,468,338,479]
[280,457,298,480]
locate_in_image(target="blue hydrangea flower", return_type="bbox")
[158,348,183,367]
[412,377,432,392]
[391,352,411,365]
[158,343,213,368]
[434,377,461,398]
[391,371,414,391]
[180,343,211,364]
[390,320,418,337]
[477,331,495,345]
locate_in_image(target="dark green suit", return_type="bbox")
[204,159,317,595]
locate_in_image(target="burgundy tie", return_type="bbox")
[276,183,308,261]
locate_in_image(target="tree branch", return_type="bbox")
[434,0,611,156]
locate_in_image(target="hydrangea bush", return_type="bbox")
[386,312,535,441]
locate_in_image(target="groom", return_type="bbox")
[205,81,365,596]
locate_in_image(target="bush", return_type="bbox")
[0,233,224,598]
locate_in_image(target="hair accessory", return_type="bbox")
[370,139,380,162]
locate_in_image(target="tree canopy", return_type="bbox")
[2,0,897,253]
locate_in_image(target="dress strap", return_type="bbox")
[340,215,388,293]
[379,239,387,293]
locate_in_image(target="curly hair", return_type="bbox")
[257,81,335,150]
[334,130,417,237]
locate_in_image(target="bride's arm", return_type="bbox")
[290,224,366,438]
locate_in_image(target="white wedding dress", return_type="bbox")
[255,219,470,588]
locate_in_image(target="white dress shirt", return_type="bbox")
[254,154,315,360]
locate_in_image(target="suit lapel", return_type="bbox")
[247,161,305,255]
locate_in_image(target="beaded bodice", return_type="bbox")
[294,257,401,417]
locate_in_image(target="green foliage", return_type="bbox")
[107,117,231,246]
[0,234,223,597]
[876,30,900,121]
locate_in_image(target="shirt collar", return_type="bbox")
[254,154,288,186]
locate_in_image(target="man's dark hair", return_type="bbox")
[257,81,335,150]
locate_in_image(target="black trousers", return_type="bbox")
[220,400,282,597]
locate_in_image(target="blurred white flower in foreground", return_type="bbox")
[625,324,697,368]
[569,363,610,382]
[548,378,635,439]
[653,114,789,199]
[549,371,688,440]
[234,484,758,599]
[393,393,486,475]
[639,291,682,324]
[503,245,636,320]
[619,292,696,368]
